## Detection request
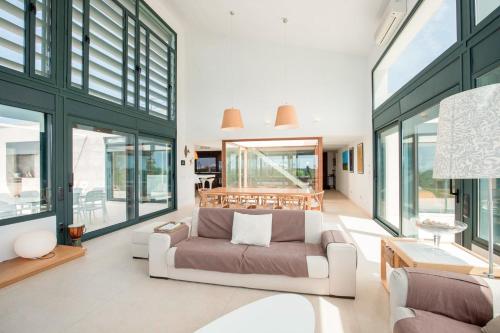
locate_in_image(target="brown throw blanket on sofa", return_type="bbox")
[174,237,325,278]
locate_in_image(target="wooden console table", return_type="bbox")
[380,237,500,291]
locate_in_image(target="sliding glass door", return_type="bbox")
[401,105,455,237]
[138,136,174,216]
[376,124,400,231]
[71,122,135,236]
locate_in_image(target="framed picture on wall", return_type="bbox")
[349,147,354,172]
[342,150,349,171]
[357,143,364,174]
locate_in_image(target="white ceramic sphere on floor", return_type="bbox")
[14,230,57,259]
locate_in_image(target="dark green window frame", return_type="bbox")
[0,0,178,241]
[66,0,177,122]
[0,101,55,227]
[372,0,500,256]
[0,0,57,83]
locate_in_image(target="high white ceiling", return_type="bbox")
[165,0,390,55]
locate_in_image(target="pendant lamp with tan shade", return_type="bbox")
[275,17,298,129]
[221,11,243,130]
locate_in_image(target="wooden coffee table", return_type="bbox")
[380,237,500,291]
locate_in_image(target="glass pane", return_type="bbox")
[373,0,457,109]
[476,66,500,87]
[72,124,135,234]
[139,26,147,111]
[148,34,168,118]
[71,0,84,88]
[89,0,123,104]
[476,66,500,246]
[224,139,320,191]
[402,105,455,237]
[35,0,51,77]
[169,49,176,121]
[139,2,175,48]
[475,0,500,24]
[376,125,400,229]
[126,17,136,107]
[139,137,173,216]
[0,0,25,72]
[478,179,500,246]
[0,104,52,220]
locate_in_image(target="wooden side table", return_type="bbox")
[380,237,500,291]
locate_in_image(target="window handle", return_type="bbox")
[84,35,90,44]
[135,65,142,74]
[29,2,37,13]
[68,173,74,193]
[449,180,459,203]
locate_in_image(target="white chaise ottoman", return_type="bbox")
[132,217,191,259]
[132,221,166,259]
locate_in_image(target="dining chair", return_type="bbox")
[310,191,325,211]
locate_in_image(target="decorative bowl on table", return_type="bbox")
[415,219,468,248]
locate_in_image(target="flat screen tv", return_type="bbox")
[195,157,218,173]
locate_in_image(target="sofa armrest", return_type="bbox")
[148,224,189,278]
[149,233,172,277]
[390,268,493,327]
[323,228,357,298]
[389,269,412,329]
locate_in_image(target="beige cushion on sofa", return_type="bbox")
[482,316,500,333]
[231,212,272,247]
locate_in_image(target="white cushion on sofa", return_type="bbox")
[231,212,272,247]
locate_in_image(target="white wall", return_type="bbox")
[185,30,371,148]
[335,134,374,217]
[0,216,56,262]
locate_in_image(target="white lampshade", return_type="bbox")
[433,84,500,179]
[221,108,244,130]
[275,105,299,129]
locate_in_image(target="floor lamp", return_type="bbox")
[433,83,500,278]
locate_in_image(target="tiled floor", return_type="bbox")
[0,190,391,333]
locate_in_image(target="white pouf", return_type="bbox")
[14,230,57,259]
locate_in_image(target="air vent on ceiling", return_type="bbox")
[375,0,407,46]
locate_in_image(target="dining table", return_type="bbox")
[199,187,320,210]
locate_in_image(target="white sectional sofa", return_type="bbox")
[148,207,358,298]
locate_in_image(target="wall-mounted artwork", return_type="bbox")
[342,150,349,171]
[349,147,354,172]
[357,143,364,174]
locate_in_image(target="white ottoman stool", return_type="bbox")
[132,217,191,259]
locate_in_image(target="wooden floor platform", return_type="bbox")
[0,245,86,289]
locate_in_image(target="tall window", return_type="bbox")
[126,17,136,107]
[88,0,124,103]
[70,0,84,88]
[139,137,173,216]
[34,0,52,77]
[68,0,176,119]
[376,124,400,230]
[0,0,25,72]
[373,0,457,109]
[401,105,454,237]
[476,65,500,247]
[0,105,52,221]
[148,34,169,118]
